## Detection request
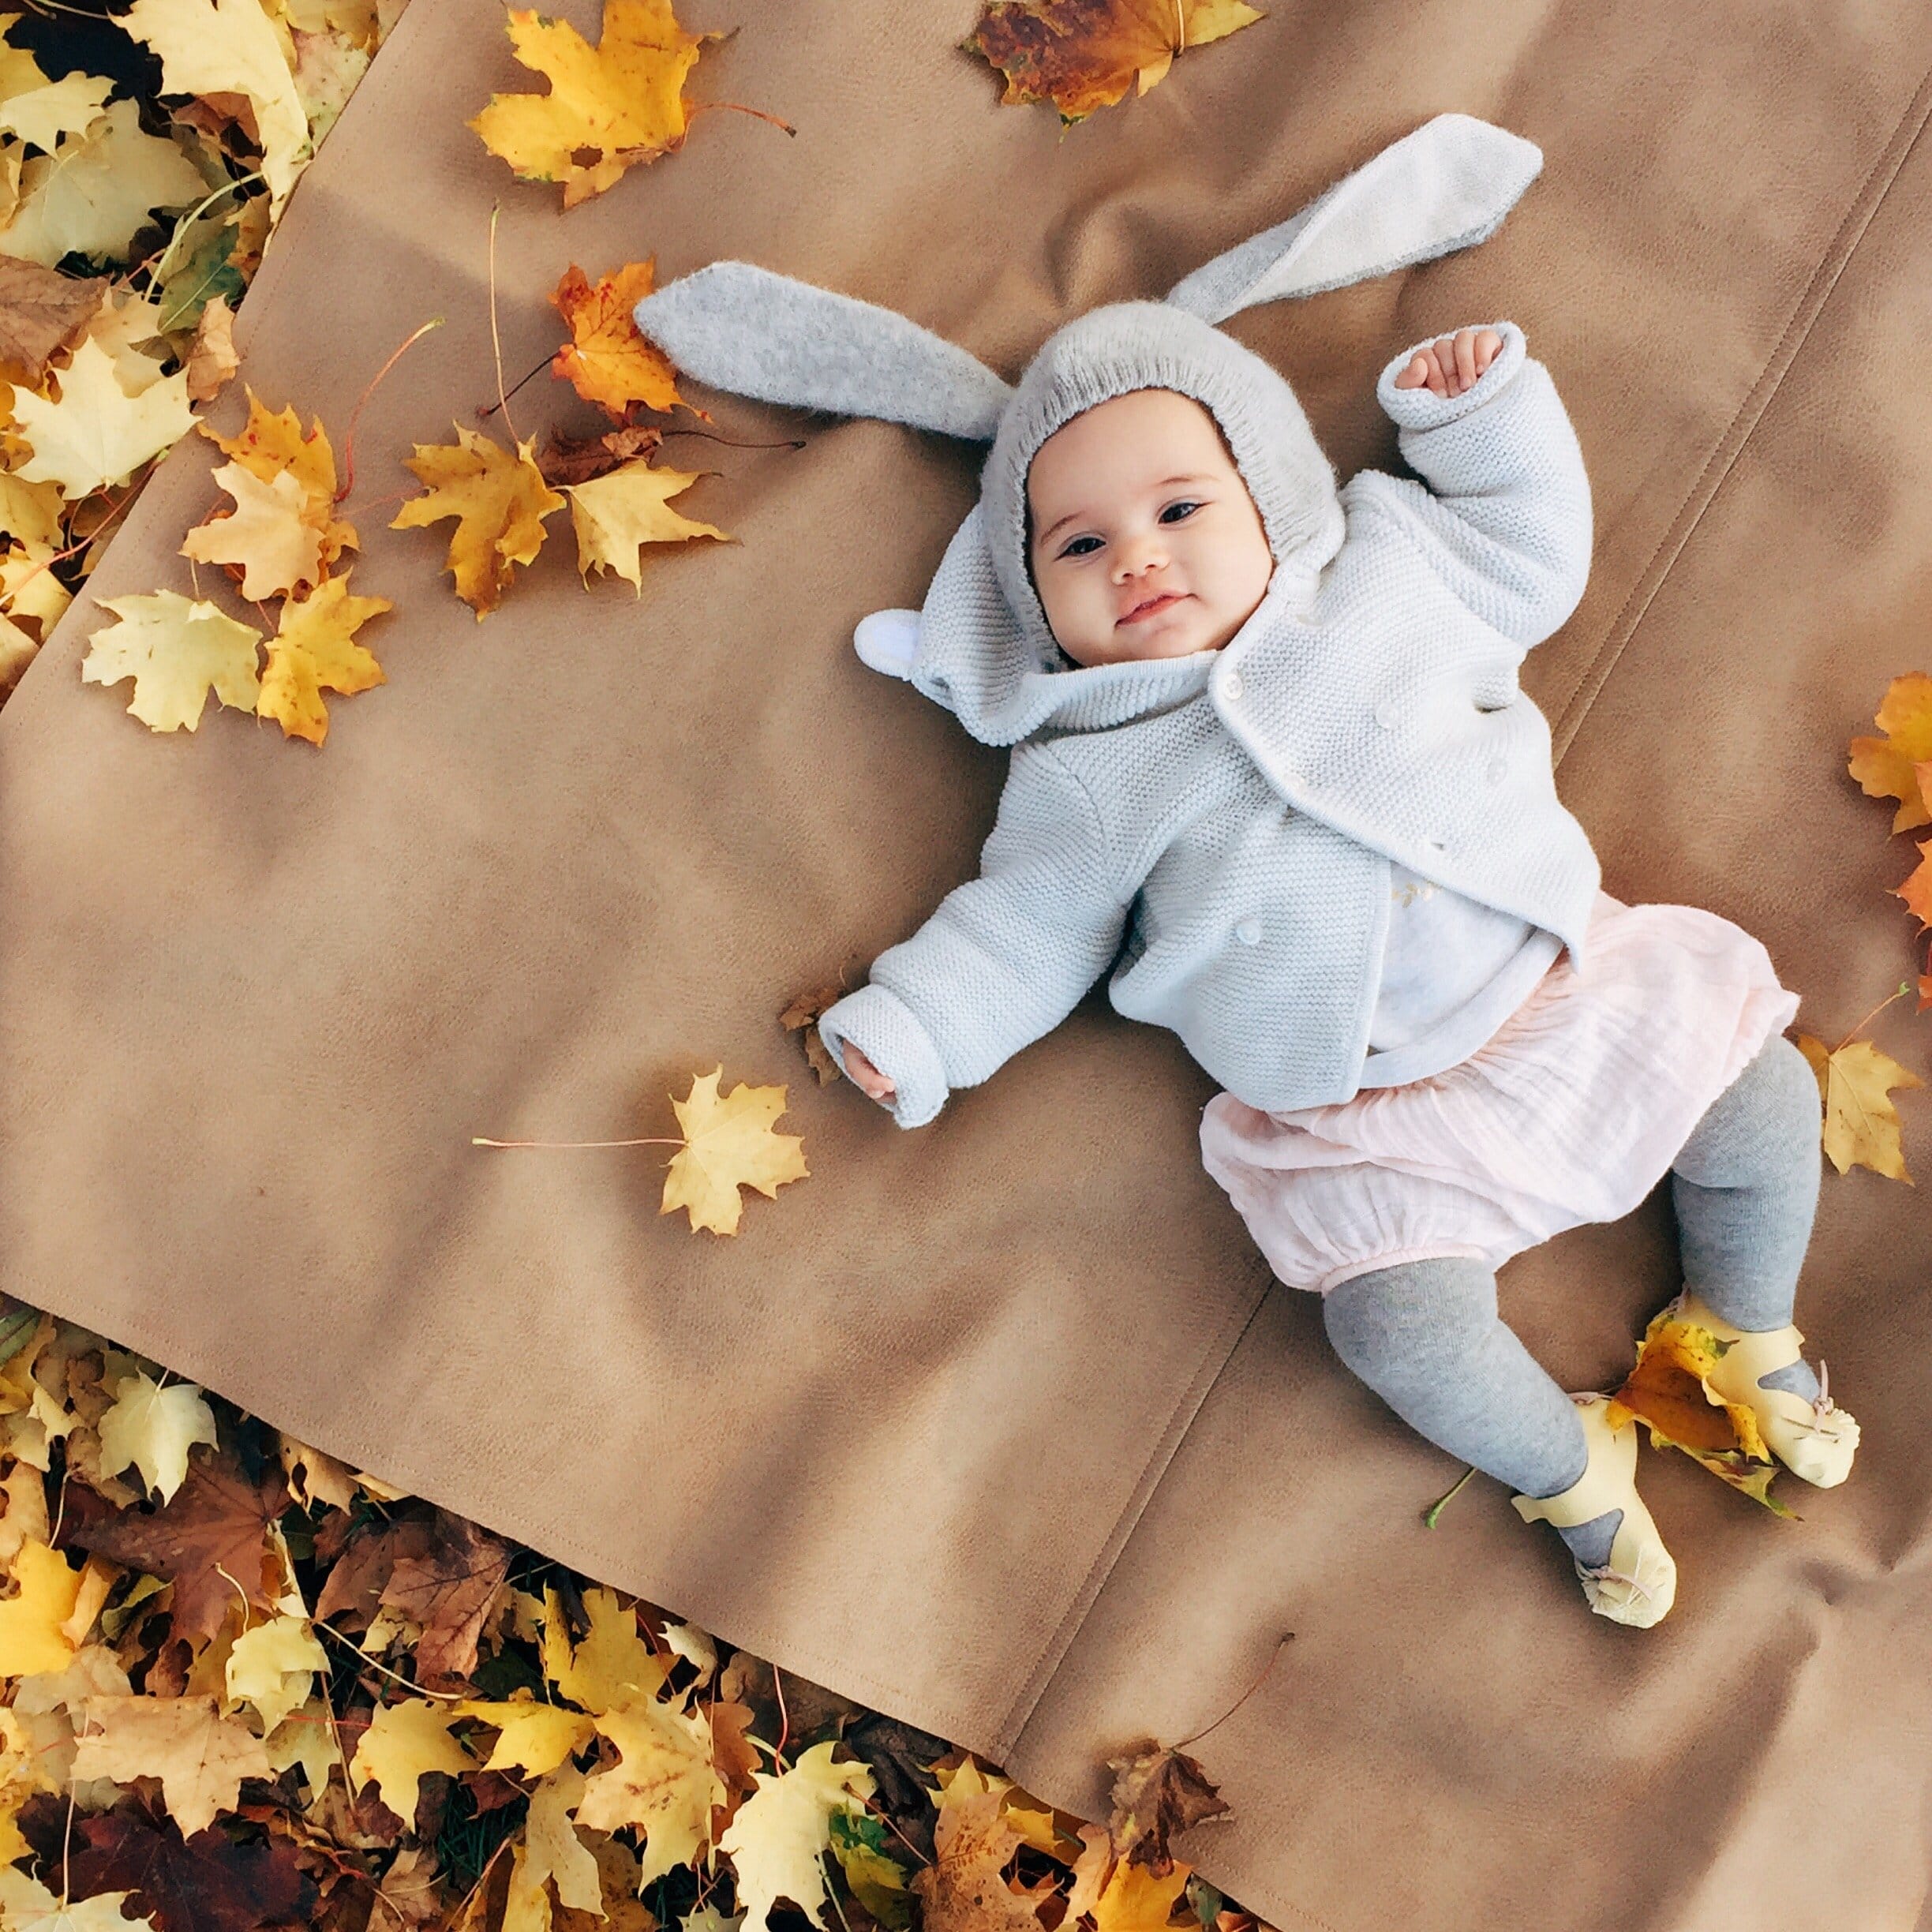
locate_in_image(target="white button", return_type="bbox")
[1373,699,1399,730]
[1485,758,1507,784]
[1234,917,1262,945]
[1222,672,1244,702]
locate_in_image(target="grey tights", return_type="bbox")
[1321,1034,1822,1569]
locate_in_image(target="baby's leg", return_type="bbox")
[1323,1258,1622,1570]
[1670,1034,1822,1402]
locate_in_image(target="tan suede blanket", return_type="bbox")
[6,3,1929,1924]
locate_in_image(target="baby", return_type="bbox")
[628,113,1860,1631]
[817,324,1859,1631]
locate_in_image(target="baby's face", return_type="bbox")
[1026,388,1274,668]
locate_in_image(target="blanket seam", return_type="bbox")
[1550,51,1932,764]
[989,1273,1275,1760]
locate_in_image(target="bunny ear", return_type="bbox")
[631,261,1015,442]
[1164,113,1543,324]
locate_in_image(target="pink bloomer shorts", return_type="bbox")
[1196,893,1801,1294]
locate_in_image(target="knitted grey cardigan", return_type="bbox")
[630,115,1598,1129]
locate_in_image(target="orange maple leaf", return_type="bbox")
[1848,671,1932,833]
[550,260,688,420]
[964,0,1265,125]
[1895,840,1932,929]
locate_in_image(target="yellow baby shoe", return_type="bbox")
[1671,1290,1860,1488]
[1512,1395,1678,1628]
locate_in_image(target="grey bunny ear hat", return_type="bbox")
[632,112,1542,746]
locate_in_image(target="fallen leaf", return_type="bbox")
[0,69,114,152]
[350,1698,474,1825]
[714,1737,870,1926]
[1103,1743,1230,1878]
[0,256,109,384]
[223,1613,328,1736]
[468,0,720,208]
[10,334,197,496]
[180,458,326,598]
[660,1067,809,1237]
[389,422,565,616]
[0,97,207,268]
[197,384,358,571]
[1797,1032,1922,1183]
[184,294,239,402]
[541,1582,669,1716]
[551,259,685,417]
[964,0,1264,125]
[452,1694,595,1779]
[0,1537,82,1676]
[563,455,729,592]
[63,1443,286,1649]
[95,1371,219,1505]
[779,985,850,1085]
[1895,839,1932,928]
[506,1762,603,1927]
[1849,672,1932,833]
[910,1768,1042,1932]
[80,589,264,733]
[256,569,391,745]
[0,1866,160,1931]
[70,1693,276,1838]
[120,0,313,214]
[537,419,665,488]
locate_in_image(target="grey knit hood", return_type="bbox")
[632,113,1541,747]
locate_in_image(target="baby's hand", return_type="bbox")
[1394,327,1503,399]
[838,1041,897,1105]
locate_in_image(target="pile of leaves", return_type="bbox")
[0,1303,1267,1932]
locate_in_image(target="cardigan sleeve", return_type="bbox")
[815,744,1129,1130]
[1366,319,1593,650]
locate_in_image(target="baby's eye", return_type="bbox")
[1059,535,1102,558]
[1160,500,1201,522]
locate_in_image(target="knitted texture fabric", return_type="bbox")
[815,316,1601,1129]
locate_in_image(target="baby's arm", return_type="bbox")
[816,743,1129,1130]
[1365,318,1593,648]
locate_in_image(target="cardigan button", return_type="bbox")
[1485,758,1507,784]
[1222,671,1244,702]
[1234,917,1262,945]
[1373,699,1399,730]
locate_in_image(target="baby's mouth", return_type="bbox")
[1118,591,1188,627]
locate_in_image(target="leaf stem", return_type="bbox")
[684,99,797,137]
[487,202,517,447]
[477,352,551,422]
[471,1136,683,1148]
[339,318,444,506]
[1832,982,1912,1054]
[1422,1466,1477,1527]
[1170,1631,1294,1749]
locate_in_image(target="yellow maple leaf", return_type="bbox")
[0,96,206,268]
[350,1696,474,1825]
[80,589,262,732]
[256,570,391,745]
[11,334,197,496]
[69,1691,275,1837]
[964,0,1264,125]
[539,1581,669,1716]
[564,455,730,593]
[0,1866,159,1931]
[95,1370,219,1503]
[224,1613,328,1737]
[0,70,114,152]
[120,0,312,215]
[0,1539,80,1677]
[1796,1032,1922,1183]
[575,1690,725,1881]
[507,1762,605,1927]
[717,1738,874,1932]
[453,1694,595,1778]
[179,458,324,600]
[661,1066,808,1237]
[1849,671,1932,833]
[468,0,719,209]
[389,422,565,616]
[915,1773,1049,1932]
[198,384,358,571]
[550,259,686,417]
